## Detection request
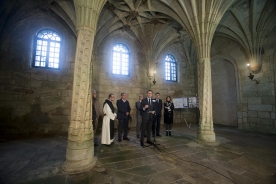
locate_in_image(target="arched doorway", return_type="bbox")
[211,58,238,126]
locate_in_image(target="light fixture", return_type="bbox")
[247,63,258,84]
[153,70,156,85]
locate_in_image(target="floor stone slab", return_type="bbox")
[0,125,276,184]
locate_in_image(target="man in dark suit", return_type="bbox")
[116,92,131,142]
[139,90,156,147]
[135,94,143,138]
[152,92,162,137]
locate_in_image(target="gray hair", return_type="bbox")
[92,89,96,94]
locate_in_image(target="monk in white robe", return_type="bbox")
[101,94,116,145]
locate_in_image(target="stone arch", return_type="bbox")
[211,55,241,104]
[211,55,240,126]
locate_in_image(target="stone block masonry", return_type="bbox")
[237,51,276,134]
[211,31,276,134]
[0,9,77,134]
[92,33,198,128]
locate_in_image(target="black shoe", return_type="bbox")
[140,142,145,147]
[166,131,168,136]
[144,135,147,137]
[169,131,171,136]
[147,140,153,145]
[156,134,161,137]
[94,143,99,146]
[123,137,130,141]
[118,139,122,142]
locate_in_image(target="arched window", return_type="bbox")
[32,29,61,69]
[165,54,177,81]
[112,43,129,75]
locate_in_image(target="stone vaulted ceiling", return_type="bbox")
[0,0,275,68]
[216,0,276,73]
[95,0,185,72]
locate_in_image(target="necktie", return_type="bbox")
[149,98,151,106]
[157,99,159,103]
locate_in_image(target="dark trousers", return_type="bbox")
[92,116,98,144]
[118,118,128,139]
[140,119,152,142]
[152,115,161,136]
[110,120,114,139]
[92,116,98,134]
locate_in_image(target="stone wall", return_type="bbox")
[211,35,276,134]
[211,58,238,126]
[0,6,76,135]
[2,1,275,136]
[92,32,198,130]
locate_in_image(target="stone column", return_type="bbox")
[175,0,234,142]
[62,0,106,174]
[197,57,215,142]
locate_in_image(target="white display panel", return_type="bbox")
[173,98,188,108]
[188,97,199,108]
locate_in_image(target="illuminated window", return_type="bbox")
[165,54,177,81]
[112,44,129,75]
[32,29,61,69]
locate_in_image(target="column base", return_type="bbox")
[61,156,97,174]
[197,129,216,143]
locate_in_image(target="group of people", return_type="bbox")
[92,89,174,147]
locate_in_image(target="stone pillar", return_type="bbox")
[62,0,106,174]
[197,57,215,142]
[173,0,234,142]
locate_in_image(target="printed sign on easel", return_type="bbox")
[188,97,199,108]
[173,98,188,109]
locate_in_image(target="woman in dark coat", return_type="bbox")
[164,96,174,136]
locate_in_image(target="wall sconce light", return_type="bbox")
[153,70,156,85]
[247,63,259,84]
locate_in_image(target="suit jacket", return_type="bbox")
[139,97,156,121]
[116,99,131,120]
[135,100,142,119]
[154,99,162,116]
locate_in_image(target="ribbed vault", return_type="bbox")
[216,0,276,73]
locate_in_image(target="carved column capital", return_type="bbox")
[73,0,107,31]
[249,47,264,74]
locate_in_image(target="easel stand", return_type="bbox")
[176,108,191,128]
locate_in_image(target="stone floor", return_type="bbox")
[1,124,276,184]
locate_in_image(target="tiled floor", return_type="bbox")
[1,124,276,184]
